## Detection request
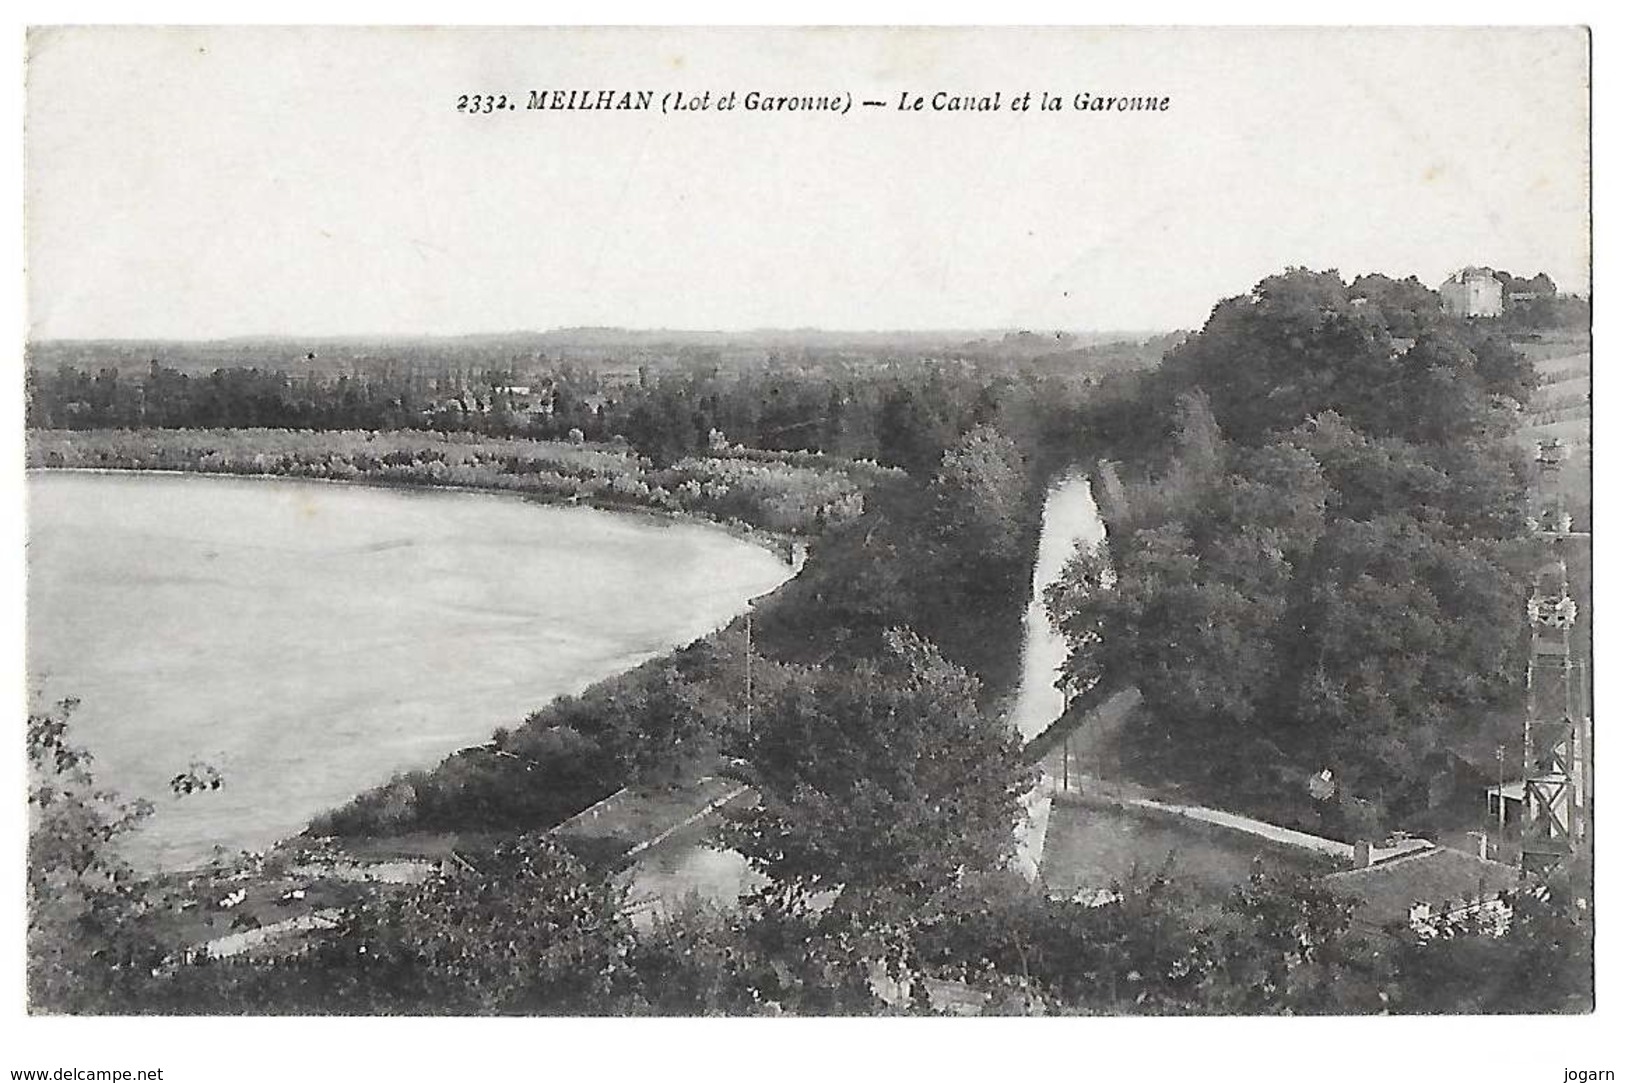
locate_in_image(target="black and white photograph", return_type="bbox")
[8,16,1609,1081]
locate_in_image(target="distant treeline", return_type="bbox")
[24,327,1173,379]
[26,337,1171,476]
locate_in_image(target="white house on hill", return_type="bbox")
[1440,267,1505,318]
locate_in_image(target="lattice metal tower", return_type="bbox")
[1521,439,1585,873]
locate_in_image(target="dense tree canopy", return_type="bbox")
[1156,269,1535,449]
[312,835,631,1014]
[724,630,1032,901]
[28,698,228,1013]
[1049,270,1533,828]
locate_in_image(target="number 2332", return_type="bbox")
[457,94,512,113]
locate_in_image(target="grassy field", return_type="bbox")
[1523,334,1591,531]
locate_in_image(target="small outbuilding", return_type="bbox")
[1322,845,1519,939]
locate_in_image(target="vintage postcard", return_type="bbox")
[13,22,1601,1081]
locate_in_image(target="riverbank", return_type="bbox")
[29,463,806,567]
[25,427,896,553]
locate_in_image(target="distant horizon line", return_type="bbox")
[25,326,1179,345]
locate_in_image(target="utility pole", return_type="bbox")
[744,606,753,739]
[1495,743,1505,860]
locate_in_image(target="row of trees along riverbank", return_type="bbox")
[26,427,895,539]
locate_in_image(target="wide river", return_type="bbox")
[27,471,794,869]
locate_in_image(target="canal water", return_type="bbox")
[1008,470,1107,743]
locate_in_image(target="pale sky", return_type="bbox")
[24,26,1590,338]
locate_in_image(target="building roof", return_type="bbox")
[550,776,750,854]
[1322,847,1520,929]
